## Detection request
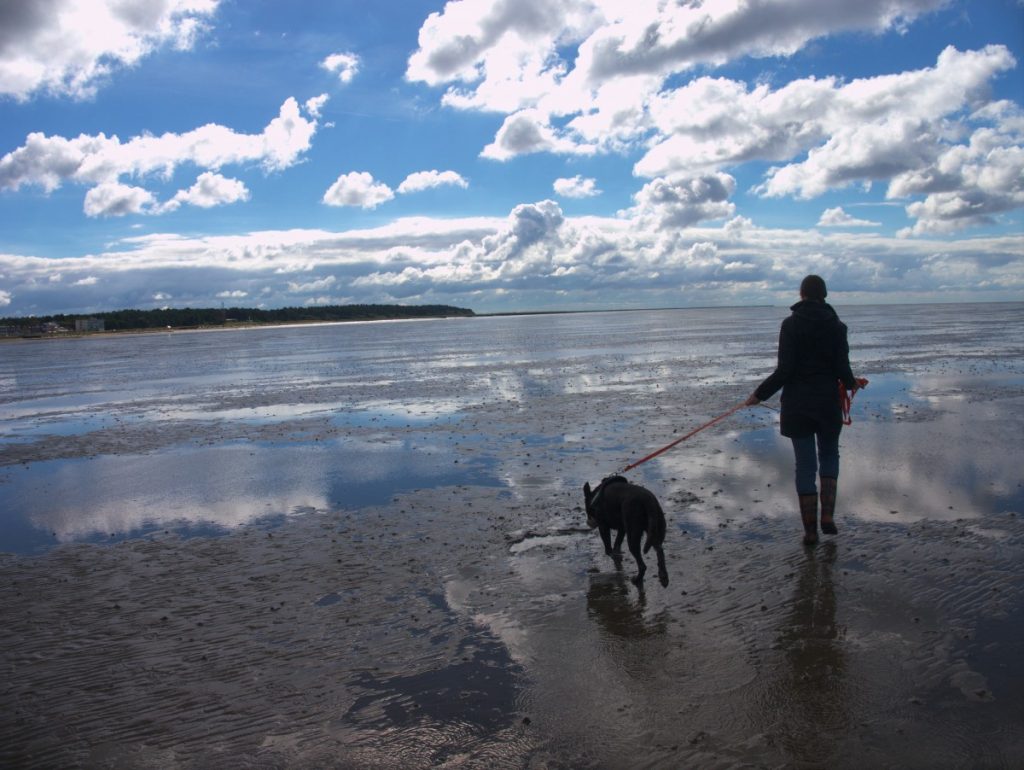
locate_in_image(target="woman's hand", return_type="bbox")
[744,393,761,407]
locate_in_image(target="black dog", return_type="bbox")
[583,475,668,587]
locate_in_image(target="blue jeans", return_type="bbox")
[790,431,840,495]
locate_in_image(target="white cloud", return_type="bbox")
[322,171,395,209]
[83,182,157,217]
[305,93,329,118]
[406,0,592,89]
[407,0,950,134]
[406,3,1021,236]
[2,203,1022,316]
[626,173,737,229]
[258,97,322,171]
[752,46,1016,199]
[818,207,881,228]
[483,199,565,258]
[481,109,594,160]
[321,51,360,83]
[643,46,1015,182]
[216,290,247,298]
[0,0,220,101]
[73,275,97,286]
[0,98,320,206]
[0,289,11,307]
[890,104,1024,235]
[574,0,948,83]
[397,169,469,194]
[163,172,250,212]
[553,175,600,198]
[288,276,337,293]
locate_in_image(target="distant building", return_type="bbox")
[75,318,105,332]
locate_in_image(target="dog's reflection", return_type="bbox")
[586,571,668,640]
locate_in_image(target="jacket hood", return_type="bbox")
[790,299,839,323]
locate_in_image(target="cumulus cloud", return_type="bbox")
[406,2,1020,235]
[644,46,1016,182]
[216,290,247,299]
[305,93,329,118]
[322,172,395,209]
[818,207,881,228]
[353,200,570,297]
[0,0,219,101]
[736,45,1020,234]
[576,0,948,83]
[287,276,337,293]
[554,175,600,198]
[408,0,948,104]
[397,169,468,194]
[321,51,360,83]
[0,289,11,307]
[407,0,950,137]
[83,182,157,217]
[890,103,1024,234]
[481,109,594,160]
[406,0,589,91]
[0,97,319,212]
[2,202,1022,316]
[626,173,737,229]
[162,172,250,212]
[484,199,565,256]
[756,117,940,199]
[901,185,1024,236]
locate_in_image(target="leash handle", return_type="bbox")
[839,377,870,425]
[620,402,745,473]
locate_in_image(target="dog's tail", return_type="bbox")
[643,498,667,553]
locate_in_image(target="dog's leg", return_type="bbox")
[599,524,623,567]
[654,546,669,587]
[627,526,646,585]
[611,527,625,557]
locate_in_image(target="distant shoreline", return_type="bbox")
[0,314,475,343]
[3,300,1020,342]
[0,303,474,341]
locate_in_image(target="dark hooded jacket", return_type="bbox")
[754,300,857,438]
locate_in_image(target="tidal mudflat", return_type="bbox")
[1,304,1022,768]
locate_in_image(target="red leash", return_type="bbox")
[840,378,870,425]
[620,403,745,473]
[620,378,869,474]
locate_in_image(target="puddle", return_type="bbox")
[344,633,524,732]
[0,438,499,554]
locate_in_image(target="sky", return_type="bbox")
[1,0,1022,317]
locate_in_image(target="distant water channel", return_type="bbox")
[1,303,1022,554]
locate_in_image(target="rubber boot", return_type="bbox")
[799,494,819,545]
[819,476,838,535]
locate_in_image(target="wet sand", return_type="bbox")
[2,306,1023,768]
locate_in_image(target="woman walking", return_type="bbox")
[745,275,863,545]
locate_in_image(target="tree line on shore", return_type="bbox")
[1,304,475,333]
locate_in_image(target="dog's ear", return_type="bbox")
[583,482,592,500]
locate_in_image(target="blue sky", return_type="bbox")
[1,0,1022,316]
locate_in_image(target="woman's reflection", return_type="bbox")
[771,542,849,764]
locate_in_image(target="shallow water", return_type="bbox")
[1,303,1023,767]
[2,304,1022,552]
